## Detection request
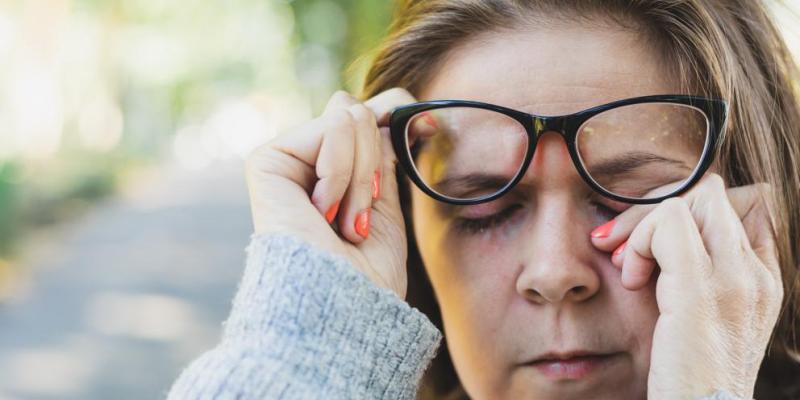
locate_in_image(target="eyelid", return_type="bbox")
[455,202,506,218]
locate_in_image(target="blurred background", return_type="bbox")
[0,1,796,399]
[0,0,391,398]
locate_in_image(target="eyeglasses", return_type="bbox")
[389,95,728,205]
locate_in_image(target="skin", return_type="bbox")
[246,18,782,400]
[412,26,663,399]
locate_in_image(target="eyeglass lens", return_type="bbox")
[404,103,709,201]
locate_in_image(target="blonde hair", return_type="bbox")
[358,1,800,398]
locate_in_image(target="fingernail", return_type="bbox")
[422,113,438,129]
[613,240,627,258]
[355,209,370,238]
[591,219,616,238]
[325,200,341,224]
[372,170,381,199]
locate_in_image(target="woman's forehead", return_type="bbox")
[418,25,677,116]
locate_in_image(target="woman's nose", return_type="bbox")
[514,209,601,304]
[514,133,601,305]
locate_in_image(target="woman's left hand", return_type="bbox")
[590,173,784,400]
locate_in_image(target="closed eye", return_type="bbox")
[452,204,523,235]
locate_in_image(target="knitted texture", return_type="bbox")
[167,233,442,399]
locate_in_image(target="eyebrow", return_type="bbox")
[432,173,528,217]
[586,152,693,178]
[431,152,690,204]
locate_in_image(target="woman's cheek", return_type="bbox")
[601,260,659,378]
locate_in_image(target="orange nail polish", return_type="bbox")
[372,170,381,199]
[613,240,627,257]
[422,112,438,129]
[591,219,616,238]
[325,200,340,224]
[355,209,370,238]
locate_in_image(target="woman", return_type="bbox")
[168,1,800,399]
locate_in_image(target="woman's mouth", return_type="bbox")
[525,352,621,380]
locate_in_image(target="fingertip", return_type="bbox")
[591,219,617,239]
[325,200,341,224]
[355,208,371,239]
[610,240,627,268]
[620,250,656,290]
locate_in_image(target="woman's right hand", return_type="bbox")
[244,88,421,299]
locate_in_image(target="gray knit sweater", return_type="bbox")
[166,233,747,400]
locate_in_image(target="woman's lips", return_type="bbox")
[527,353,619,380]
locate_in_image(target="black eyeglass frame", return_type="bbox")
[389,94,729,205]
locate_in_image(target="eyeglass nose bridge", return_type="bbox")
[530,115,569,139]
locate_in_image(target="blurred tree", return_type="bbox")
[288,0,394,110]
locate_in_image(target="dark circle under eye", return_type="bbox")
[592,202,623,221]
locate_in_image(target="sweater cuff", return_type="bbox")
[224,232,443,398]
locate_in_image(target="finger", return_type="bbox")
[622,197,711,295]
[725,183,781,281]
[589,201,655,272]
[269,91,359,225]
[372,126,406,224]
[324,90,360,115]
[308,111,356,226]
[672,174,777,303]
[591,175,766,266]
[363,87,417,126]
[313,91,360,231]
[338,102,380,243]
[363,87,435,148]
[590,203,654,253]
[598,174,733,281]
[614,174,758,292]
[588,179,688,256]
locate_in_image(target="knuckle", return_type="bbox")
[386,87,414,99]
[348,103,377,126]
[332,89,354,101]
[245,144,282,176]
[706,172,725,189]
[328,109,356,131]
[326,172,351,187]
[354,172,374,187]
[661,196,690,215]
[722,277,752,306]
[697,173,726,201]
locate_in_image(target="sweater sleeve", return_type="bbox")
[166,233,443,400]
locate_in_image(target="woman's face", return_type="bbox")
[412,23,686,400]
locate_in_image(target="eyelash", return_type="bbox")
[453,204,523,235]
[594,202,623,221]
[453,202,623,235]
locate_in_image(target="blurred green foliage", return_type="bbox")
[0,0,395,258]
[0,164,20,256]
[289,0,395,108]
